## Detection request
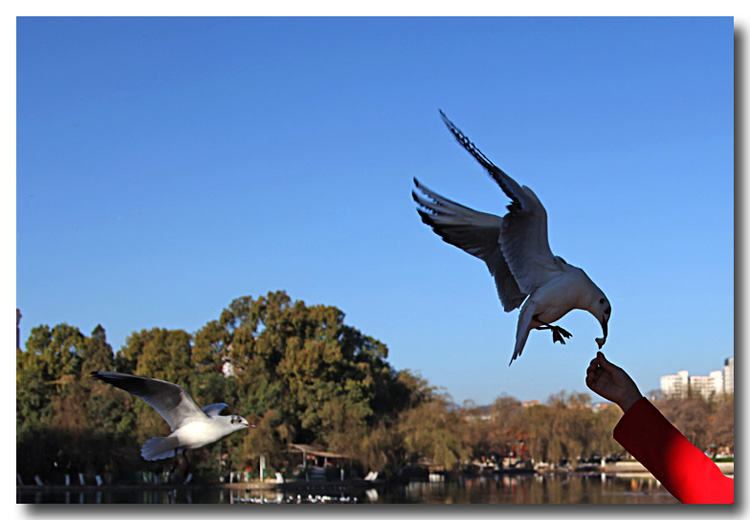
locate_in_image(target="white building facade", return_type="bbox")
[661,370,689,399]
[689,370,724,401]
[723,357,734,395]
[660,357,733,401]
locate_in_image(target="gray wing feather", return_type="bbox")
[202,403,229,417]
[413,178,527,312]
[91,372,207,431]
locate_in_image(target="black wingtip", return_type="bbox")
[415,208,435,225]
[435,111,517,201]
[438,111,473,151]
[438,109,455,130]
[412,178,429,203]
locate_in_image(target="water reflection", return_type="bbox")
[17,474,678,504]
[380,474,676,504]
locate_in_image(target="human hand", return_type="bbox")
[586,352,642,412]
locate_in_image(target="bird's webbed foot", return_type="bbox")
[537,324,573,345]
[551,326,572,344]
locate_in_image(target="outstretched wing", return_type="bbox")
[438,111,564,293]
[91,372,208,431]
[413,178,527,312]
[202,403,229,417]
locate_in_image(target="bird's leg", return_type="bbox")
[168,452,178,482]
[183,450,191,479]
[535,318,572,345]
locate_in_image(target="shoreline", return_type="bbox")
[16,461,734,494]
[16,479,381,493]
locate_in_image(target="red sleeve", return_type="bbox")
[613,397,734,504]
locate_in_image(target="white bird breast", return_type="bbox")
[171,418,232,450]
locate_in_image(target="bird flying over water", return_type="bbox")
[91,371,254,461]
[412,111,611,365]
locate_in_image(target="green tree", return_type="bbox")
[17,324,86,432]
[398,392,468,470]
[196,291,415,463]
[117,328,193,384]
[590,404,623,458]
[358,420,404,476]
[192,319,231,374]
[523,402,553,463]
[80,324,115,375]
[17,324,139,481]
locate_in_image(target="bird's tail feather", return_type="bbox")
[141,436,181,461]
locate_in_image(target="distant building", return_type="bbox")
[660,357,733,402]
[689,370,723,401]
[723,357,734,395]
[661,370,689,399]
[590,402,613,413]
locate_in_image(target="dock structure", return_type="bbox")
[288,444,350,471]
[602,460,733,476]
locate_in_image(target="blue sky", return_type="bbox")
[15,17,734,405]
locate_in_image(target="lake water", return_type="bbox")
[17,474,678,504]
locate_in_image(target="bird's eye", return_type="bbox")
[599,298,606,304]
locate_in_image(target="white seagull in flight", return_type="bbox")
[413,111,611,365]
[92,372,254,463]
